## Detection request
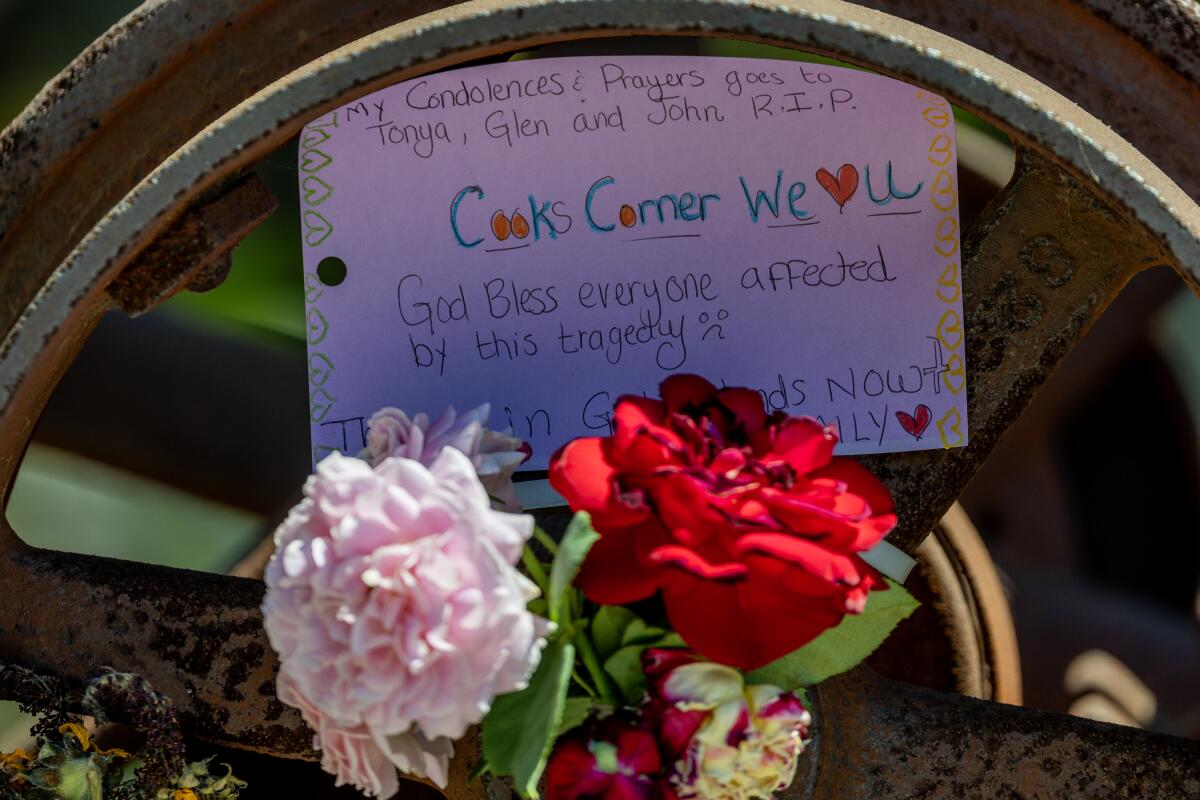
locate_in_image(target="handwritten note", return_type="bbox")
[299,56,968,470]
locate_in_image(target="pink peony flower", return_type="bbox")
[278,672,407,798]
[263,449,552,796]
[644,650,811,800]
[361,404,529,509]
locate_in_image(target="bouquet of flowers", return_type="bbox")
[261,375,915,799]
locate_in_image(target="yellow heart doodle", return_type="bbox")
[930,169,957,212]
[937,407,965,449]
[941,354,966,395]
[936,262,961,303]
[934,216,959,257]
[936,308,964,351]
[915,90,948,108]
[309,387,336,423]
[922,106,951,128]
[927,134,953,167]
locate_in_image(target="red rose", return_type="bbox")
[549,375,896,670]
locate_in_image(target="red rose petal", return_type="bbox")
[735,533,866,586]
[714,387,768,436]
[810,458,895,514]
[550,438,648,528]
[576,522,665,605]
[647,544,749,582]
[613,398,683,467]
[850,513,897,551]
[659,576,760,667]
[771,418,837,473]
[660,374,718,413]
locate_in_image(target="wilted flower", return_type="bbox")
[644,650,810,800]
[18,723,131,800]
[155,758,247,800]
[263,449,552,796]
[361,404,529,508]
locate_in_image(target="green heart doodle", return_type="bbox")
[302,175,333,206]
[303,210,334,246]
[304,272,325,303]
[312,445,340,468]
[307,111,339,130]
[302,127,332,149]
[301,148,332,174]
[310,387,336,423]
[306,306,330,346]
[309,352,335,386]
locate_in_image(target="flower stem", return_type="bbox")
[571,669,599,698]
[532,527,559,556]
[574,625,618,706]
[520,546,550,595]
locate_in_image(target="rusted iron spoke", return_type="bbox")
[0,523,311,756]
[107,173,278,315]
[0,1,452,339]
[862,148,1168,553]
[798,666,1200,798]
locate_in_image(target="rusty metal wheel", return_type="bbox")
[2,0,1200,796]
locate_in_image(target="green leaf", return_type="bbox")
[548,513,600,625]
[655,632,688,648]
[600,621,689,705]
[747,579,919,690]
[603,644,649,705]
[556,697,596,737]
[527,597,549,617]
[591,606,637,660]
[483,637,575,797]
[467,758,491,783]
[620,618,669,647]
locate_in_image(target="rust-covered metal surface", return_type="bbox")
[107,172,278,315]
[0,0,1198,790]
[852,0,1200,202]
[801,667,1200,798]
[863,149,1167,551]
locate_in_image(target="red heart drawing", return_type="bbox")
[815,164,859,212]
[896,405,932,440]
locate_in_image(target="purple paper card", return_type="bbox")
[298,56,968,470]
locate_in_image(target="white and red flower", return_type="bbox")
[644,650,811,800]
